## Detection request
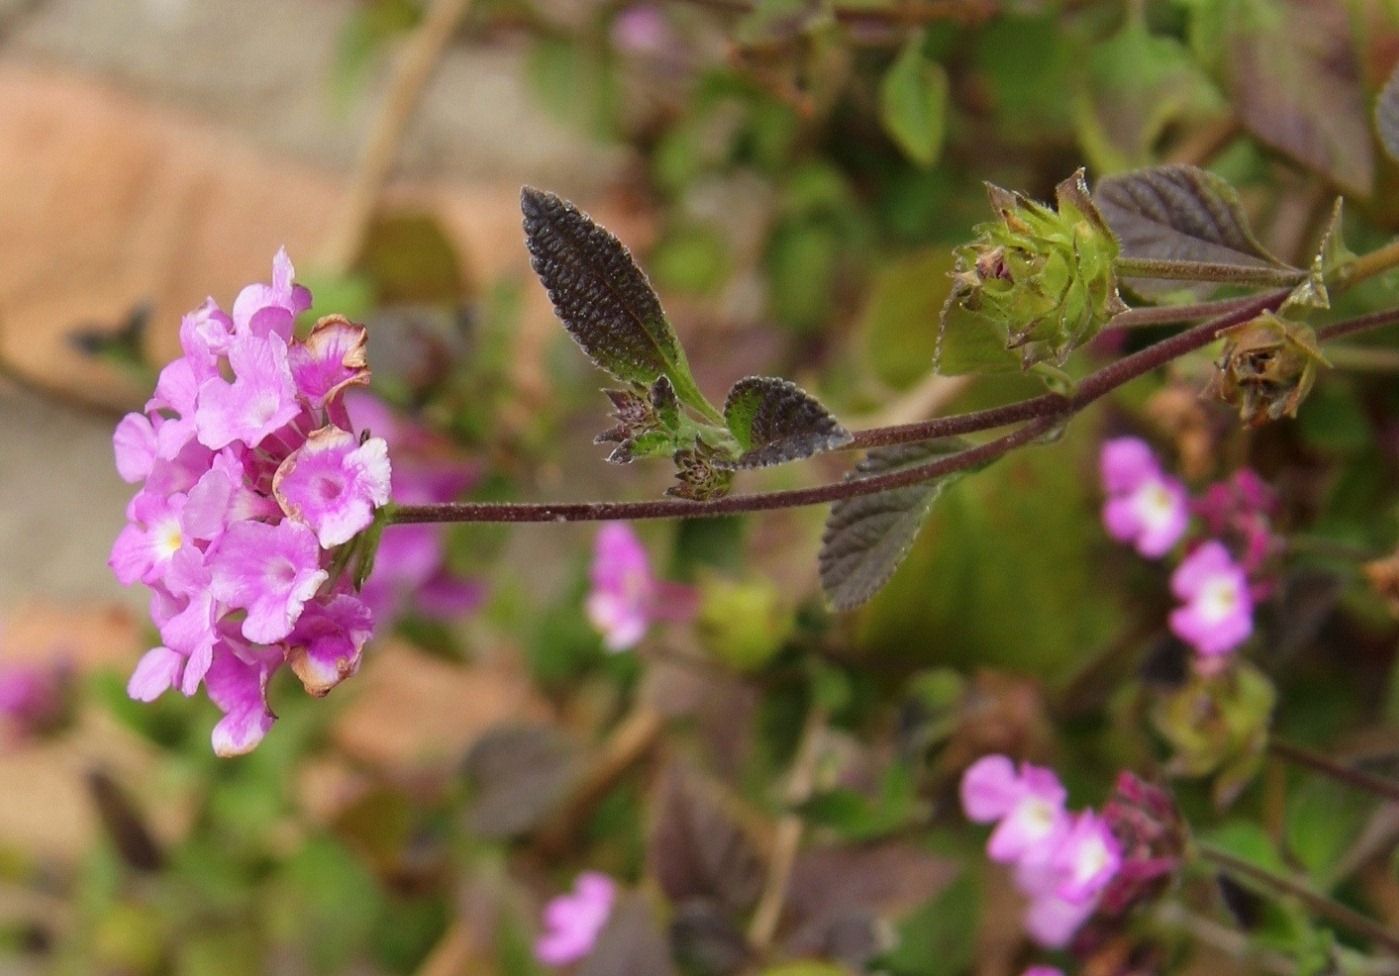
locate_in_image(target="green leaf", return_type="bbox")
[1285,775,1375,889]
[819,439,980,612]
[1073,21,1224,174]
[1095,164,1291,271]
[355,211,468,304]
[1377,62,1399,163]
[878,868,979,976]
[521,187,718,420]
[879,35,949,168]
[1211,0,1374,196]
[933,296,1024,376]
[721,376,851,469]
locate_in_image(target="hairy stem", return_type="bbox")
[1115,257,1307,288]
[389,289,1290,525]
[1197,843,1399,956]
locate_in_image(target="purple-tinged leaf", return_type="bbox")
[461,724,580,839]
[647,767,764,914]
[1377,62,1399,163]
[1220,0,1374,197]
[579,893,677,976]
[720,376,852,470]
[819,439,981,612]
[1095,164,1289,271]
[669,900,752,976]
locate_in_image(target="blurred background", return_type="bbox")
[3,1,1399,974]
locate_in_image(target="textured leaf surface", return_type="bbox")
[819,439,974,612]
[648,767,763,913]
[879,36,949,168]
[1218,0,1373,197]
[721,376,851,469]
[1095,164,1287,270]
[1378,63,1399,164]
[522,187,712,415]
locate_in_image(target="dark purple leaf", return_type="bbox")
[647,767,764,914]
[461,724,580,839]
[721,376,852,470]
[579,892,677,976]
[1095,164,1288,270]
[1220,0,1374,196]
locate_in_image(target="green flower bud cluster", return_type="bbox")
[941,170,1126,372]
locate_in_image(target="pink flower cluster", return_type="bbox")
[1099,437,1274,666]
[961,755,1121,948]
[535,871,617,966]
[110,251,391,756]
[585,523,696,652]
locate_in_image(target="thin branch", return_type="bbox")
[1106,294,1271,330]
[1198,842,1399,956]
[749,704,827,951]
[319,0,474,273]
[389,289,1290,525]
[1318,307,1399,344]
[1269,740,1399,805]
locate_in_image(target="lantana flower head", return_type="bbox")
[585,523,696,652]
[0,656,74,743]
[1099,437,1189,559]
[535,871,617,967]
[1169,540,1253,662]
[110,251,391,755]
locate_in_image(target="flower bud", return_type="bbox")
[943,170,1126,371]
[1212,313,1327,427]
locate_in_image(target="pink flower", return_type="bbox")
[209,520,328,644]
[0,658,72,742]
[962,755,1125,951]
[1043,811,1121,904]
[1195,468,1280,595]
[1099,437,1189,559]
[1169,541,1253,659]
[346,391,485,627]
[111,254,392,754]
[195,334,301,451]
[960,756,1069,864]
[535,872,617,967]
[1023,968,1065,976]
[585,523,695,652]
[273,426,391,547]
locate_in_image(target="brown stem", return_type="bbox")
[749,705,827,951]
[1198,842,1399,956]
[389,289,1289,526]
[1317,307,1399,344]
[1268,740,1399,805]
[319,0,474,273]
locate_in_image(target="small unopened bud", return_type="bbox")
[941,169,1126,372]
[1212,313,1327,427]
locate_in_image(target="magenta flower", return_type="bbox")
[273,426,391,547]
[1169,541,1253,660]
[1044,811,1121,904]
[111,254,392,754]
[585,523,695,652]
[1023,968,1065,976]
[960,755,1069,864]
[346,391,485,626]
[535,872,617,967]
[195,334,301,451]
[1099,437,1189,558]
[209,520,328,644]
[1195,468,1280,595]
[962,755,1124,951]
[0,658,72,742]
